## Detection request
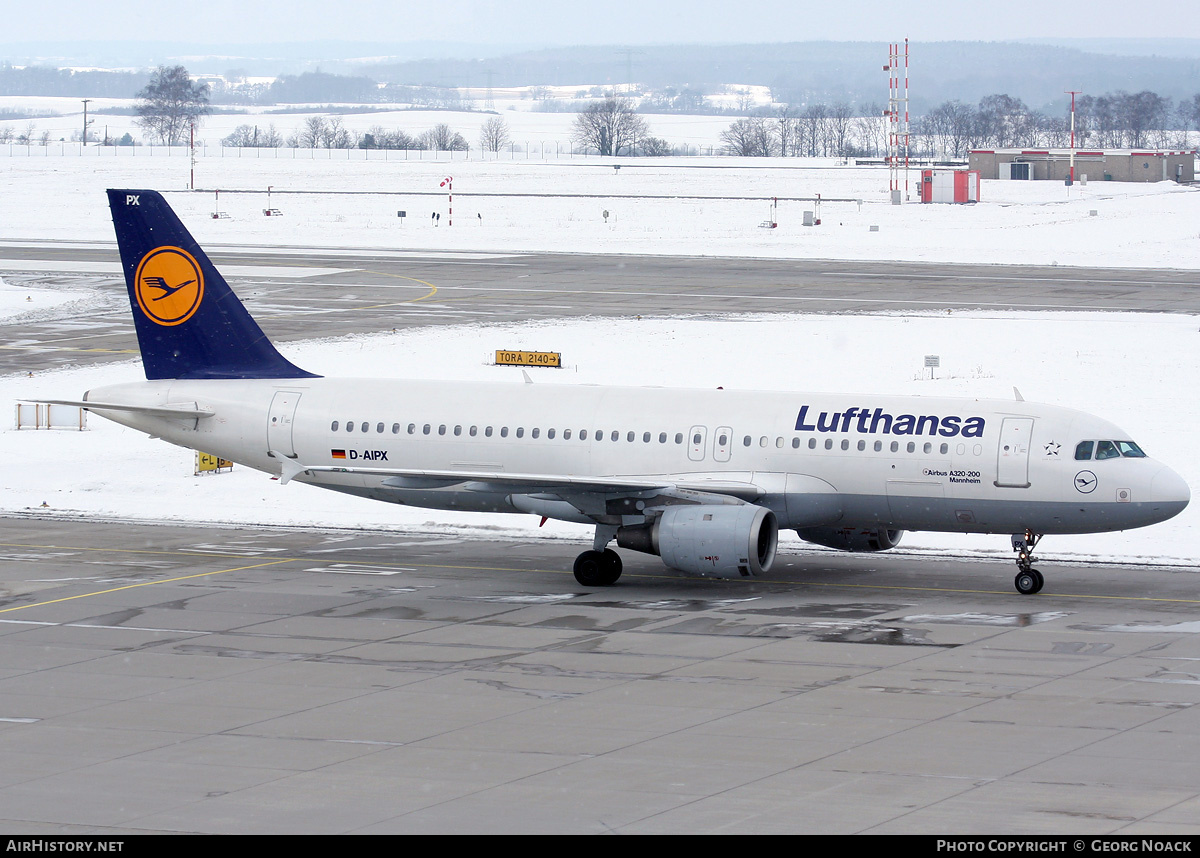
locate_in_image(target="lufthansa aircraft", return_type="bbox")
[52,190,1191,594]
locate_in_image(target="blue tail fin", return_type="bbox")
[107,189,318,380]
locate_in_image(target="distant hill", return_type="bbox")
[1,39,1197,113]
[362,42,1200,113]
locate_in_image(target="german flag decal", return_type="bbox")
[331,449,347,460]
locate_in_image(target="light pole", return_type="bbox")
[81,99,90,146]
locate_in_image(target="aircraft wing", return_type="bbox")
[273,457,763,502]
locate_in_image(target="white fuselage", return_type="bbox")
[84,376,1190,537]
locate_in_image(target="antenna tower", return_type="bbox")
[885,39,910,203]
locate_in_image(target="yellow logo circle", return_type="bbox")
[134,247,205,326]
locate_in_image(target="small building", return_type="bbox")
[969,149,1195,183]
[920,168,980,203]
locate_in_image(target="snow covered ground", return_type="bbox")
[2,147,1198,269]
[2,151,1199,571]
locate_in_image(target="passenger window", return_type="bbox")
[423,424,431,435]
[627,431,635,442]
[360,422,368,433]
[612,430,619,442]
[376,423,384,434]
[857,440,866,451]
[744,436,752,447]
[438,425,446,436]
[718,434,728,446]
[890,441,899,452]
[547,428,555,439]
[516,427,524,438]
[792,438,800,449]
[485,426,493,437]
[660,433,668,444]
[923,442,932,454]
[809,438,816,449]
[1075,441,1094,460]
[906,442,915,453]
[759,436,767,448]
[392,423,400,434]
[408,423,416,435]
[693,433,702,445]
[331,421,339,431]
[1096,440,1120,460]
[939,443,948,454]
[776,437,784,448]
[824,439,833,450]
[675,433,683,444]
[470,426,477,437]
[501,427,509,438]
[840,439,849,451]
[580,430,588,440]
[643,432,651,443]
[454,425,462,436]
[532,428,540,439]
[874,441,882,452]
[563,429,571,440]
[347,422,355,433]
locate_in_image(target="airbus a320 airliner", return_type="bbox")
[50,190,1191,594]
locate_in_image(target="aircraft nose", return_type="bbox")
[1151,466,1191,518]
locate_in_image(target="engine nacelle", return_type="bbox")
[796,526,903,552]
[618,503,778,578]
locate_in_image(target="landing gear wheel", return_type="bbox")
[1011,530,1045,595]
[1014,568,1044,595]
[574,548,622,586]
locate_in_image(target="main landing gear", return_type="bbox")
[573,524,623,586]
[573,548,623,586]
[1011,529,1044,595]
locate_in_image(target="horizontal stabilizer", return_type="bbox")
[26,399,214,419]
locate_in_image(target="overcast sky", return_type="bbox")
[8,0,1200,47]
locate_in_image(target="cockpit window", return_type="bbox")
[1075,441,1094,460]
[1116,441,1146,458]
[1095,440,1121,460]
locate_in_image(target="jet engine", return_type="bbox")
[618,503,778,578]
[796,526,903,552]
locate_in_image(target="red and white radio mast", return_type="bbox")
[885,39,910,203]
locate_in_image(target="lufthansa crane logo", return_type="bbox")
[133,246,204,326]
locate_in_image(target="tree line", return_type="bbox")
[912,92,1200,157]
[716,91,1200,158]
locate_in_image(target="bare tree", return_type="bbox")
[853,105,886,157]
[321,115,352,149]
[571,98,649,156]
[479,116,510,153]
[721,117,776,156]
[135,66,211,145]
[421,123,469,151]
[827,101,855,157]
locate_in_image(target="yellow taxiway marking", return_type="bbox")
[0,559,296,614]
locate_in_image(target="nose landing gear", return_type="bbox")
[1011,530,1044,594]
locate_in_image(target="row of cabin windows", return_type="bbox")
[328,421,972,457]
[330,421,687,444]
[744,434,953,455]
